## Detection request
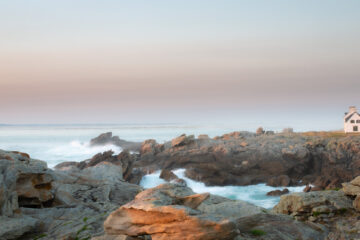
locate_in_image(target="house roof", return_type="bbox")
[345,112,360,122]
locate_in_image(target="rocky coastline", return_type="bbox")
[1,131,360,239]
[88,131,360,190]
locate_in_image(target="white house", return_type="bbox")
[344,106,360,133]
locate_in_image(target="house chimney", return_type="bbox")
[349,106,357,113]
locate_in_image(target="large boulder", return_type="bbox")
[0,150,55,238]
[53,161,142,208]
[16,172,54,208]
[90,132,115,146]
[55,150,137,182]
[140,139,163,156]
[104,184,264,240]
[0,150,54,212]
[350,176,360,186]
[90,132,141,151]
[342,176,360,213]
[77,150,116,170]
[171,134,195,147]
[273,187,360,239]
[342,182,360,196]
[80,162,123,183]
[273,191,353,218]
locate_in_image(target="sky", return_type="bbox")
[0,0,359,130]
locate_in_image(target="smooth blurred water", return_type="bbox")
[140,169,304,209]
[0,124,247,167]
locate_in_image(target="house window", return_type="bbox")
[354,126,358,132]
[351,120,355,123]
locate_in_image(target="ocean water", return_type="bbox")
[140,169,304,209]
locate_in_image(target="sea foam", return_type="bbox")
[140,169,304,209]
[45,141,122,168]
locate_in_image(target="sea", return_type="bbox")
[0,124,303,208]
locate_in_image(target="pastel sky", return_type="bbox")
[1,0,359,130]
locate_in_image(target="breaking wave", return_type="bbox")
[140,169,305,209]
[44,140,122,168]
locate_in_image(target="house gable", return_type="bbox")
[345,112,360,123]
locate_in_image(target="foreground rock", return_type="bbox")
[274,180,360,240]
[90,132,142,152]
[102,183,327,240]
[104,184,242,240]
[342,177,360,212]
[0,149,142,240]
[273,190,353,219]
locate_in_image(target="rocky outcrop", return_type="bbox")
[273,178,360,239]
[341,176,360,213]
[90,132,141,152]
[131,132,360,190]
[0,150,54,215]
[342,182,360,196]
[273,190,353,219]
[171,134,195,147]
[0,149,142,240]
[140,139,164,156]
[55,150,137,182]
